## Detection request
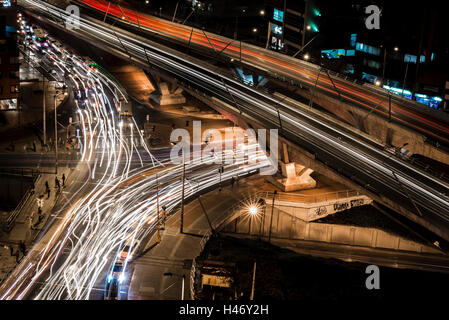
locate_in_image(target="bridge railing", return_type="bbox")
[0,168,42,178]
[2,185,35,233]
[256,189,361,204]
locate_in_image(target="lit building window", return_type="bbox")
[356,42,380,56]
[346,50,355,56]
[404,54,417,63]
[350,34,357,47]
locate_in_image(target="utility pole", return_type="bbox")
[234,16,238,40]
[43,75,46,145]
[103,1,111,22]
[218,166,223,191]
[172,1,179,22]
[54,94,58,174]
[181,274,185,300]
[301,0,309,48]
[388,92,392,122]
[156,174,160,222]
[250,260,257,300]
[402,62,409,96]
[180,154,186,234]
[268,190,277,243]
[281,0,287,50]
[381,47,387,84]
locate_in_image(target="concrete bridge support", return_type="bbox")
[267,142,316,191]
[145,70,186,106]
[150,82,186,106]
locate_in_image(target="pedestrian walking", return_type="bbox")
[62,173,66,187]
[32,140,36,152]
[9,245,14,256]
[47,188,51,199]
[55,176,60,191]
[19,241,26,255]
[231,176,235,188]
[15,250,20,263]
[45,181,49,192]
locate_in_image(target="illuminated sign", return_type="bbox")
[270,23,282,35]
[273,8,284,23]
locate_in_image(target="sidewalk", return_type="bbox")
[0,245,20,283]
[0,166,73,245]
[0,166,73,284]
[127,174,274,300]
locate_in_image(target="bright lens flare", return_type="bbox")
[249,205,258,215]
[241,195,264,219]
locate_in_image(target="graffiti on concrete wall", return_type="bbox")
[314,206,328,216]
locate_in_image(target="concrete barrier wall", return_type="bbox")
[266,195,373,221]
[221,206,438,254]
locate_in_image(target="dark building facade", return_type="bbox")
[0,0,19,110]
[316,0,448,109]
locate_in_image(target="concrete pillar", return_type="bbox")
[268,161,317,192]
[150,82,186,106]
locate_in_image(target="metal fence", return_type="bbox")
[2,177,39,233]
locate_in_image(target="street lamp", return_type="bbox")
[249,205,258,216]
[303,53,310,60]
[381,45,399,85]
[163,272,185,300]
[54,90,68,174]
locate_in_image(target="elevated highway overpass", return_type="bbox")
[19,0,449,243]
[70,0,449,167]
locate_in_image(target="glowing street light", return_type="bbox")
[260,10,265,16]
[249,205,258,216]
[303,53,310,60]
[375,80,382,86]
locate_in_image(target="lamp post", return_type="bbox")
[268,190,277,243]
[172,1,179,22]
[54,90,67,174]
[301,0,309,48]
[42,75,46,146]
[382,46,399,85]
[180,153,186,234]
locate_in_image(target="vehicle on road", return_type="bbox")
[105,262,124,300]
